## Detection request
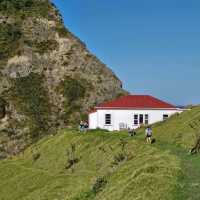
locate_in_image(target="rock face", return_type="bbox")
[0,0,126,157]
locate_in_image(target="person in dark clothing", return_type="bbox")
[84,121,89,132]
[128,128,136,136]
[79,121,85,132]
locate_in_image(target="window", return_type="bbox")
[139,114,144,124]
[105,114,111,125]
[134,114,138,125]
[163,114,169,120]
[145,114,149,125]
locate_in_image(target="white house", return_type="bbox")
[89,95,183,131]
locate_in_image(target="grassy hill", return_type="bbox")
[0,106,200,200]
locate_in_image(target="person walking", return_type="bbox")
[79,121,85,132]
[128,128,136,137]
[145,126,152,143]
[84,121,89,133]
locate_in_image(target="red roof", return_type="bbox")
[96,95,176,109]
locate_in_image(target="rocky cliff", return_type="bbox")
[0,0,126,158]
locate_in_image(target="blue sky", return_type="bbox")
[52,0,200,105]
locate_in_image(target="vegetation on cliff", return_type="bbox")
[0,0,56,19]
[0,0,126,157]
[10,73,51,138]
[0,22,22,61]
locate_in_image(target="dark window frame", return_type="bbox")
[139,114,144,124]
[145,114,149,125]
[105,114,111,125]
[134,114,138,125]
[163,114,169,120]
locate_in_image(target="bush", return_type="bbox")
[0,98,6,119]
[0,23,22,60]
[92,176,108,194]
[62,77,85,102]
[59,77,87,123]
[112,152,126,166]
[65,157,79,170]
[32,152,40,161]
[111,139,130,166]
[73,176,108,200]
[0,0,34,11]
[65,143,80,170]
[0,0,51,18]
[119,138,127,153]
[56,26,71,38]
[34,40,59,54]
[11,73,51,139]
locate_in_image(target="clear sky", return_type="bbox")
[52,0,200,105]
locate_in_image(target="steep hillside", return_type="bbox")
[1,106,200,200]
[0,0,126,157]
[149,106,200,149]
[0,130,182,200]
[137,106,200,200]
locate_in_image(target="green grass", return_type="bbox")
[0,106,200,200]
[153,106,200,149]
[136,105,200,200]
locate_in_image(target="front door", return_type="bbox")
[139,114,144,124]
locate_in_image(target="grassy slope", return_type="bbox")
[0,106,200,200]
[153,106,200,149]
[137,105,200,200]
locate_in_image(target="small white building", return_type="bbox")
[89,95,183,131]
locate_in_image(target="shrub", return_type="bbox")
[62,77,85,102]
[119,138,127,153]
[56,26,71,38]
[59,77,87,123]
[112,152,126,166]
[34,40,59,54]
[0,0,34,11]
[0,98,6,119]
[65,157,79,170]
[111,139,130,166]
[0,23,22,60]
[72,176,108,200]
[32,152,40,161]
[92,176,108,194]
[10,73,51,140]
[65,143,80,170]
[0,0,51,18]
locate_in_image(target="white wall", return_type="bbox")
[89,112,97,129]
[89,109,182,131]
